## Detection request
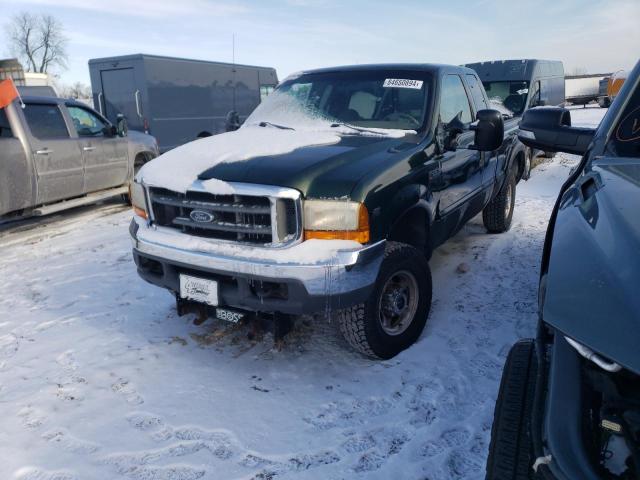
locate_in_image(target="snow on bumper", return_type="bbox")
[129,216,384,314]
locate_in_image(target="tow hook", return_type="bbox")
[248,312,294,348]
[175,295,208,325]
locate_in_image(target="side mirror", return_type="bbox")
[103,125,117,137]
[518,107,595,156]
[470,109,504,151]
[116,114,128,137]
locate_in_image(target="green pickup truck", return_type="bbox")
[129,63,521,358]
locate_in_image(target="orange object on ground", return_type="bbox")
[0,78,19,109]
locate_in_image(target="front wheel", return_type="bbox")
[486,340,537,480]
[483,171,516,233]
[337,242,432,359]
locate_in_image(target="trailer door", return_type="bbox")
[101,68,144,131]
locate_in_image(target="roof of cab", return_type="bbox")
[22,96,92,108]
[293,63,476,76]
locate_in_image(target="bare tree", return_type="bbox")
[5,12,68,73]
[60,81,91,101]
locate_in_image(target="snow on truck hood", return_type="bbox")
[137,126,340,194]
[136,124,413,195]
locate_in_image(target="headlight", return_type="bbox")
[304,199,369,243]
[130,182,148,219]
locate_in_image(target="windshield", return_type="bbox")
[245,70,431,132]
[482,81,529,116]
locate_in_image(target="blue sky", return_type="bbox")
[2,0,638,86]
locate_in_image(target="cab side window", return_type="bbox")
[440,75,472,124]
[0,109,13,138]
[608,83,640,158]
[465,74,488,110]
[23,103,69,139]
[67,105,107,137]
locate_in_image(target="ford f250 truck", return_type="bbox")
[129,64,520,358]
[0,95,158,219]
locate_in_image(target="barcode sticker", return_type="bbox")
[383,78,423,89]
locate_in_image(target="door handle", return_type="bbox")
[98,92,104,115]
[83,146,96,152]
[35,149,52,155]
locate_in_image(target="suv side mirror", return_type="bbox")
[518,107,595,156]
[470,109,504,151]
[116,114,128,137]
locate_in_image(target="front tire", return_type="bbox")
[337,242,432,359]
[483,171,516,233]
[486,340,537,480]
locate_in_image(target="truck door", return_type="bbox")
[436,74,483,215]
[100,68,144,131]
[22,102,85,205]
[0,106,33,216]
[464,73,500,189]
[66,104,129,193]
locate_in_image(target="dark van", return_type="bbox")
[465,59,565,178]
[89,54,278,153]
[466,59,564,115]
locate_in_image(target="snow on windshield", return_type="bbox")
[245,90,417,137]
[250,71,427,132]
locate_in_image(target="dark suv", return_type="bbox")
[486,60,640,479]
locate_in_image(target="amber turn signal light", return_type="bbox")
[304,204,370,243]
[133,206,148,219]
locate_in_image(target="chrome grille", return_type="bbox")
[148,185,301,246]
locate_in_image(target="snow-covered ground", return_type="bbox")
[0,106,605,480]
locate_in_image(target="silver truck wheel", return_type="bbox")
[337,242,432,359]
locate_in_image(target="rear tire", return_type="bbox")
[486,340,537,480]
[337,242,432,359]
[483,171,516,233]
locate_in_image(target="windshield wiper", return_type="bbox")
[258,121,295,130]
[330,122,394,136]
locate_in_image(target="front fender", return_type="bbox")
[371,183,433,239]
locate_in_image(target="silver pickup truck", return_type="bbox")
[0,95,159,219]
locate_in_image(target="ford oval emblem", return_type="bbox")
[190,210,215,223]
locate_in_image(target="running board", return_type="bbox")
[32,186,128,216]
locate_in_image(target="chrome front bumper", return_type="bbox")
[130,217,384,308]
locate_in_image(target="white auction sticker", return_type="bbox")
[383,78,423,89]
